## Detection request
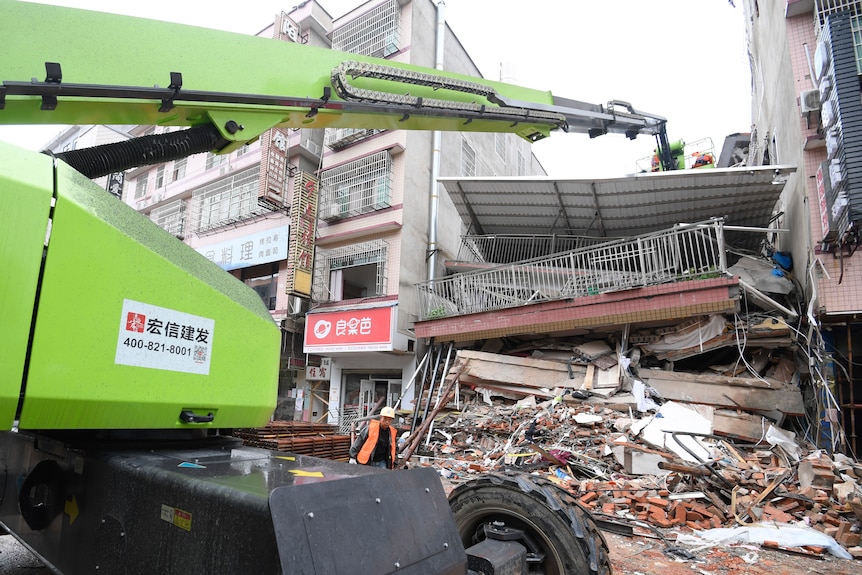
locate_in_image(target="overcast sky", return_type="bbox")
[1,0,751,177]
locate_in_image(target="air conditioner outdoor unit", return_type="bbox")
[323,202,341,220]
[829,158,844,187]
[302,138,321,156]
[801,89,821,114]
[819,75,832,100]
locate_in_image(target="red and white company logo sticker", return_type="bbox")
[126,312,146,333]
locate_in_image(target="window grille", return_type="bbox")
[172,157,187,182]
[191,166,266,233]
[320,150,393,220]
[461,137,476,177]
[816,0,861,28]
[816,1,862,71]
[324,127,383,150]
[135,173,148,199]
[331,0,400,57]
[313,239,388,302]
[150,198,186,238]
[495,133,507,161]
[853,13,862,73]
[205,152,228,170]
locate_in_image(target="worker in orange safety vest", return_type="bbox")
[692,152,714,168]
[349,406,398,469]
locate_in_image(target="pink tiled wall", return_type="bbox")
[787,17,862,315]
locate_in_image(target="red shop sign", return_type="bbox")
[303,307,394,352]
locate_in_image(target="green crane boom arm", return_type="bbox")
[1,2,667,157]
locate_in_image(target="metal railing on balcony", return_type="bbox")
[324,127,383,150]
[417,219,728,320]
[458,234,622,265]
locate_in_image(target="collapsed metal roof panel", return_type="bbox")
[440,166,794,252]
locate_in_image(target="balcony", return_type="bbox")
[417,219,729,322]
[324,127,383,151]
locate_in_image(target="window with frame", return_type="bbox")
[241,262,279,311]
[155,165,165,189]
[320,151,393,220]
[331,0,400,57]
[517,150,526,176]
[205,152,228,170]
[134,172,149,199]
[191,166,265,233]
[313,239,388,303]
[172,157,187,182]
[461,137,476,177]
[149,198,186,238]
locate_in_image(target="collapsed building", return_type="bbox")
[410,162,841,451]
[397,163,861,556]
[236,154,862,558]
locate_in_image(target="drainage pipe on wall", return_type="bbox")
[427,0,445,282]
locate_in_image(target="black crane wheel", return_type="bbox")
[448,473,611,575]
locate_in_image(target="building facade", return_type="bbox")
[744,0,862,453]
[108,0,544,430]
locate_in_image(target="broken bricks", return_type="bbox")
[404,372,862,560]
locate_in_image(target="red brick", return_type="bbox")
[842,533,861,547]
[690,504,713,517]
[670,502,687,526]
[763,505,793,523]
[580,492,598,504]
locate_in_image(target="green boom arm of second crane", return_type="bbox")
[0,1,668,174]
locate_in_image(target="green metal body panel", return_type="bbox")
[8,144,279,430]
[0,141,53,428]
[0,1,557,143]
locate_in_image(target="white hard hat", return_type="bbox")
[380,406,396,418]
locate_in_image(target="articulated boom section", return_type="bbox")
[1,3,666,161]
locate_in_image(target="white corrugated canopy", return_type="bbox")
[439,166,795,253]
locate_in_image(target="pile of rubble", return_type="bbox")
[399,333,862,560]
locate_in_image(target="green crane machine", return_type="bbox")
[0,2,672,573]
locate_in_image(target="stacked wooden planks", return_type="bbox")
[233,421,351,460]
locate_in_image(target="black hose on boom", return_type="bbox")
[53,124,229,179]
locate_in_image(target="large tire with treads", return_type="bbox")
[448,473,611,575]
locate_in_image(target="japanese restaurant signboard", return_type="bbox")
[195,226,288,271]
[303,306,395,353]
